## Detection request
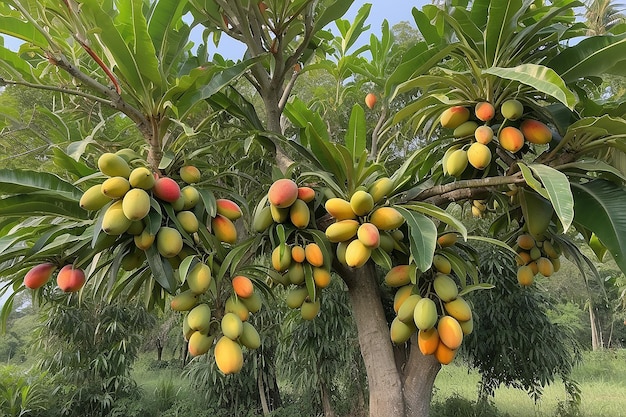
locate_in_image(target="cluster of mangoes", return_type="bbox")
[386,234,473,365]
[515,233,562,286]
[324,178,405,268]
[23,263,86,293]
[440,99,554,177]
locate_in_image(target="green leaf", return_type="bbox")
[0,169,83,200]
[529,163,574,233]
[345,104,366,161]
[466,236,518,257]
[0,194,86,219]
[571,179,626,275]
[395,207,437,272]
[313,0,355,32]
[306,123,346,185]
[484,0,522,66]
[458,282,495,296]
[403,203,468,241]
[370,247,392,270]
[560,158,626,183]
[145,245,177,293]
[0,16,48,49]
[483,64,577,109]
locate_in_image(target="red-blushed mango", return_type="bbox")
[345,239,371,268]
[270,204,289,223]
[101,176,131,199]
[499,126,524,152]
[221,312,243,340]
[214,336,243,374]
[188,331,214,356]
[459,317,474,335]
[336,240,349,265]
[240,322,261,349]
[384,264,412,287]
[398,294,422,323]
[357,223,380,248]
[365,92,377,109]
[225,296,250,321]
[187,263,211,294]
[187,303,211,333]
[520,119,552,145]
[216,198,242,221]
[286,287,309,309]
[517,234,535,250]
[437,315,463,349]
[326,219,359,242]
[369,207,405,230]
[180,165,201,184]
[291,245,306,263]
[268,178,298,208]
[272,246,292,272]
[288,262,305,285]
[301,299,321,320]
[350,190,375,216]
[393,284,414,313]
[440,106,470,129]
[170,289,199,311]
[434,340,457,365]
[157,227,183,258]
[305,243,324,267]
[176,211,199,233]
[444,296,472,322]
[433,255,452,274]
[501,99,524,120]
[474,125,494,144]
[537,257,554,277]
[129,167,155,190]
[122,188,151,221]
[240,291,262,313]
[325,198,356,220]
[102,200,132,235]
[134,229,155,250]
[453,121,478,138]
[433,274,458,302]
[418,327,440,355]
[445,149,469,177]
[390,317,416,344]
[289,199,310,229]
[153,177,181,203]
[232,275,254,298]
[181,186,200,210]
[413,297,438,330]
[474,101,495,122]
[368,177,394,203]
[56,265,86,292]
[313,267,331,288]
[212,214,237,244]
[80,184,111,211]
[297,186,315,203]
[253,206,273,232]
[98,152,130,177]
[437,233,457,248]
[24,263,56,289]
[467,142,492,170]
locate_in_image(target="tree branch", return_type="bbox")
[0,77,113,107]
[413,172,525,202]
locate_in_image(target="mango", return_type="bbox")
[313,267,331,288]
[474,101,495,122]
[326,220,359,243]
[225,296,250,321]
[434,340,457,365]
[516,251,532,266]
[172,195,185,211]
[499,126,524,152]
[440,106,470,129]
[232,275,254,298]
[467,142,492,170]
[240,291,262,313]
[291,245,306,263]
[270,204,289,223]
[384,264,412,287]
[413,297,438,331]
[474,125,494,144]
[357,223,380,248]
[187,262,211,294]
[365,92,377,109]
[516,234,536,250]
[214,336,243,374]
[444,296,472,322]
[240,322,261,349]
[126,221,144,236]
[445,149,468,177]
[433,274,458,302]
[216,198,243,221]
[336,240,349,265]
[285,287,309,309]
[129,167,155,189]
[102,200,132,235]
[182,315,194,341]
[288,262,305,285]
[181,186,200,210]
[98,152,130,177]
[289,199,310,229]
[211,214,237,244]
[301,299,321,320]
[170,289,198,311]
[390,317,416,344]
[101,176,131,199]
[393,284,414,313]
[460,317,474,335]
[253,206,273,232]
[350,190,375,216]
[551,257,561,273]
[80,184,111,211]
[500,99,524,120]
[56,265,85,292]
[134,229,155,250]
[157,226,183,258]
[528,261,539,276]
[368,177,394,203]
[432,254,452,274]
[272,245,292,272]
[221,312,243,340]
[437,315,463,349]
[418,327,440,355]
[153,177,181,203]
[297,186,316,203]
[179,165,201,184]
[176,211,199,233]
[520,119,552,144]
[187,303,212,333]
[122,188,151,221]
[268,178,298,208]
[305,243,324,267]
[369,207,405,230]
[24,263,56,289]
[437,233,457,247]
[325,198,356,220]
[379,231,395,253]
[543,240,559,259]
[398,294,422,323]
[115,148,142,163]
[188,331,214,356]
[453,121,478,138]
[345,239,371,268]
[537,257,554,277]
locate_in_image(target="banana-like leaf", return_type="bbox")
[482,64,577,109]
[0,195,86,219]
[571,179,626,275]
[145,245,177,293]
[0,16,48,49]
[345,104,366,161]
[402,203,468,241]
[396,207,437,272]
[0,169,83,200]
[484,0,522,67]
[313,0,355,32]
[528,163,574,233]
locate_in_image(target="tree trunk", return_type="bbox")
[589,303,602,350]
[340,262,405,417]
[402,339,441,417]
[320,378,336,417]
[156,339,163,362]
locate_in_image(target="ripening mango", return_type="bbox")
[216,199,242,221]
[325,198,356,220]
[501,99,524,120]
[357,223,380,248]
[459,317,474,335]
[297,186,316,203]
[543,240,559,259]
[129,167,155,189]
[181,186,200,210]
[101,176,131,199]
[398,294,422,323]
[80,184,112,211]
[369,207,405,230]
[232,275,254,298]
[212,214,237,244]
[289,199,310,229]
[444,296,472,322]
[170,289,198,311]
[286,287,309,309]
[122,188,151,221]
[520,119,552,144]
[305,243,324,267]
[516,251,532,266]
[126,220,144,236]
[270,203,289,223]
[225,296,250,322]
[474,125,494,145]
[153,177,181,203]
[467,142,492,170]
[437,315,463,350]
[240,322,261,349]
[214,336,243,374]
[134,229,155,250]
[440,106,470,129]
[434,340,457,365]
[221,312,244,340]
[384,264,412,287]
[326,220,360,243]
[350,190,375,216]
[172,195,185,212]
[365,92,377,109]
[313,267,331,288]
[499,126,525,153]
[180,165,201,184]
[157,226,183,258]
[24,263,56,289]
[368,177,394,203]
[516,234,535,250]
[445,149,469,177]
[187,303,212,333]
[187,263,211,294]
[393,284,414,313]
[474,101,495,122]
[453,121,478,138]
[272,246,292,272]
[551,257,561,273]
[345,239,371,268]
[390,317,416,344]
[433,274,458,302]
[253,206,274,232]
[413,297,438,331]
[268,178,299,208]
[240,291,262,313]
[291,245,306,263]
[177,211,199,233]
[432,255,452,274]
[418,327,440,355]
[537,257,554,277]
[437,233,457,248]
[102,200,132,235]
[379,231,395,253]
[288,262,305,285]
[188,331,214,356]
[301,299,321,320]
[56,265,85,293]
[182,315,194,341]
[98,152,130,177]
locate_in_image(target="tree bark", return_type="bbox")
[402,339,441,417]
[340,262,405,417]
[589,303,602,350]
[320,377,336,417]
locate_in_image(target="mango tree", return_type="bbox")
[1,1,626,417]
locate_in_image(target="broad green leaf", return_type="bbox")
[0,45,38,83]
[0,169,83,200]
[571,179,626,275]
[340,3,371,54]
[466,236,518,257]
[396,207,437,272]
[313,0,355,32]
[412,8,441,45]
[147,0,188,59]
[145,245,177,293]
[370,247,392,270]
[0,194,86,219]
[0,16,48,49]
[484,0,522,66]
[483,64,577,109]
[528,163,574,232]
[403,202,468,241]
[345,104,366,161]
[306,123,346,185]
[559,159,626,183]
[458,282,495,296]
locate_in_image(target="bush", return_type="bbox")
[0,365,54,417]
[431,395,509,417]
